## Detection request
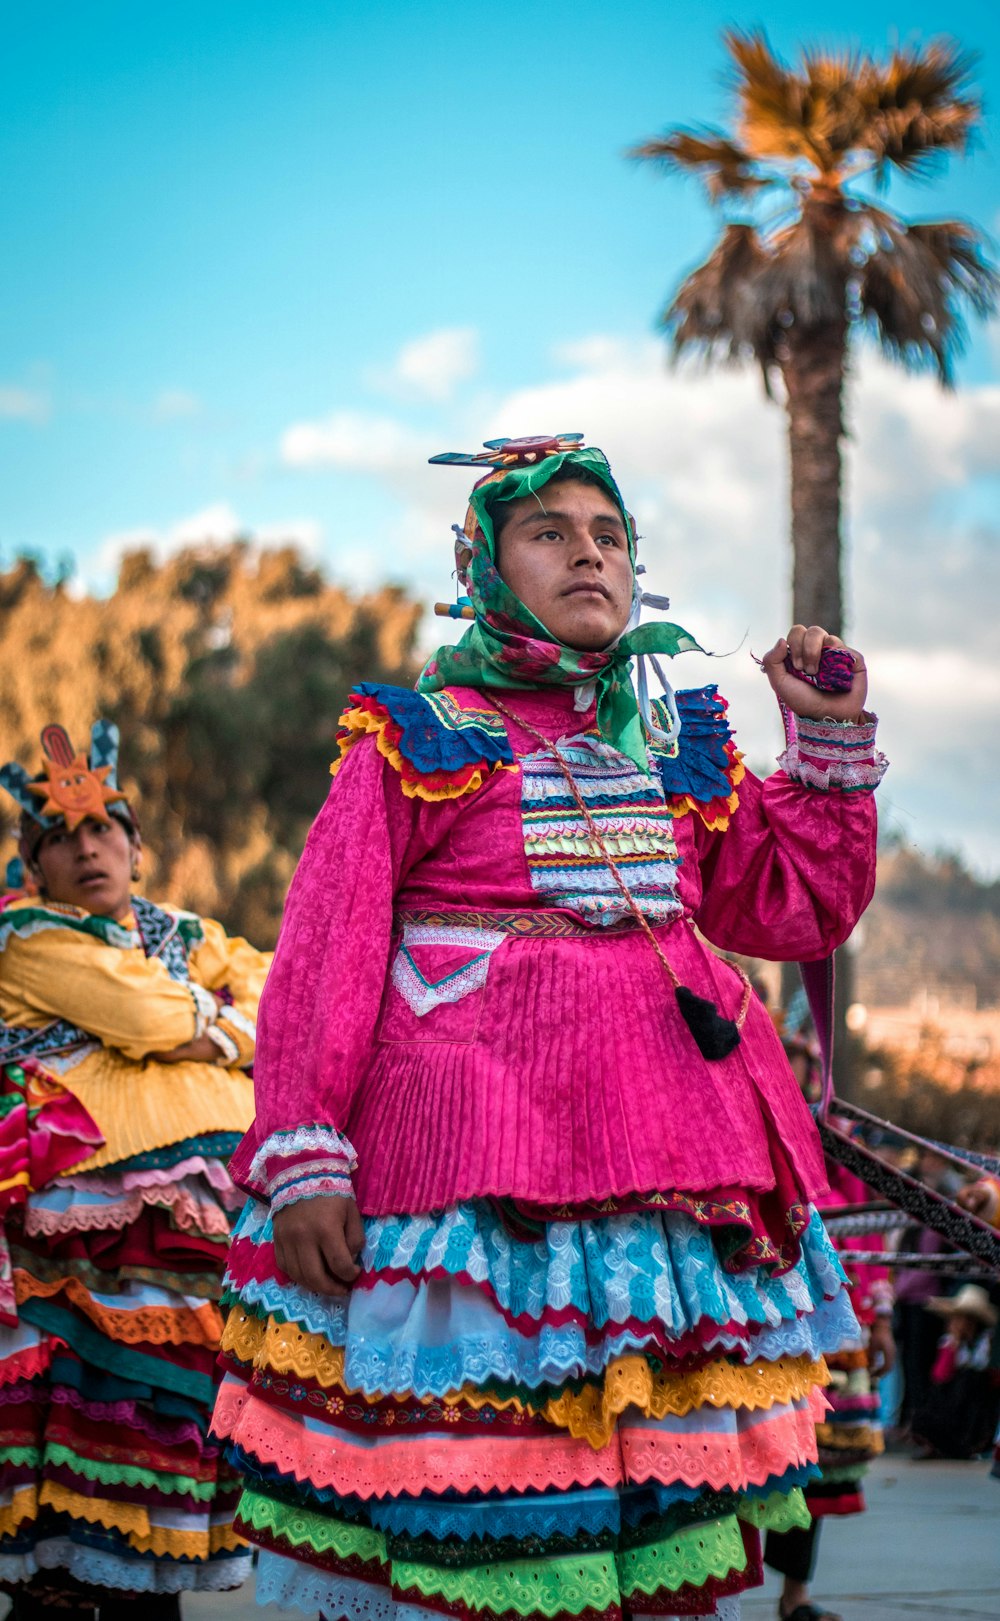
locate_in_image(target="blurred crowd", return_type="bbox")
[777,990,1000,1468]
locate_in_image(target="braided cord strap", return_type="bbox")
[818,1108,1000,1273]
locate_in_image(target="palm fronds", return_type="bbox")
[857,216,999,380]
[662,207,998,384]
[629,129,769,200]
[635,31,984,193]
[635,28,996,380]
[862,41,981,179]
[725,30,814,161]
[664,224,771,359]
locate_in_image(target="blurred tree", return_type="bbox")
[0,543,421,944]
[633,30,998,631]
[634,31,998,1097]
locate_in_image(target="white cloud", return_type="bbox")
[169,501,245,546]
[850,364,1000,514]
[92,503,325,588]
[280,410,433,472]
[365,327,480,403]
[277,331,1000,871]
[0,384,50,423]
[152,388,202,421]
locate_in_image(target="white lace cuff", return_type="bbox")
[778,710,887,793]
[245,1123,358,1213]
[205,1022,241,1065]
[189,981,219,1038]
[213,1003,257,1067]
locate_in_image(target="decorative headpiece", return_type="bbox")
[1,721,135,863]
[429,433,586,471]
[429,435,638,620]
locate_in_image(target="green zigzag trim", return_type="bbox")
[0,905,138,954]
[239,1488,755,1609]
[238,1489,386,1567]
[737,1486,811,1534]
[616,1516,746,1601]
[43,1441,215,1499]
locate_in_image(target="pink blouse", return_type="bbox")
[231,685,883,1217]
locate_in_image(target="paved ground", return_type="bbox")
[740,1454,1000,1621]
[3,1455,997,1619]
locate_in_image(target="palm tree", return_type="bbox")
[632,30,998,634]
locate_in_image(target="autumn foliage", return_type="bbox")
[0,545,421,945]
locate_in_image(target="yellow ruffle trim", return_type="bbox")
[37,1483,246,1555]
[222,1310,828,1450]
[540,1351,828,1447]
[815,1422,885,1455]
[0,1485,38,1539]
[223,1311,344,1386]
[58,1052,255,1174]
[332,707,515,802]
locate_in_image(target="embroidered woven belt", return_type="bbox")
[393,907,646,938]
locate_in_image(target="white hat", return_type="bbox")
[927,1284,997,1328]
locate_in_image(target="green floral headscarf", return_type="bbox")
[419,438,701,772]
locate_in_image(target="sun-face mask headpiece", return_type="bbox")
[0,721,136,869]
[26,724,127,831]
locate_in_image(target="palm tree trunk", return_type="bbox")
[780,311,857,1099]
[780,315,846,636]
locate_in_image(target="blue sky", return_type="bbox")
[2,1,999,875]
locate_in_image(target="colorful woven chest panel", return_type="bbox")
[520,734,683,926]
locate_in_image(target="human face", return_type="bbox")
[34,816,136,919]
[493,479,633,651]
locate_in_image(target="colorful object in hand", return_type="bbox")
[783,647,856,694]
[25,723,126,832]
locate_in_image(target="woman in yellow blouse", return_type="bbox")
[0,722,270,1620]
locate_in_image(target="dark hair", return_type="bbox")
[20,802,139,865]
[490,467,614,544]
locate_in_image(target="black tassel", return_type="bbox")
[675,985,742,1060]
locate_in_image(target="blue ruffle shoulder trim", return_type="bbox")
[333,683,515,801]
[650,685,744,829]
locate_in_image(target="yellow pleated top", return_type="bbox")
[0,897,270,1171]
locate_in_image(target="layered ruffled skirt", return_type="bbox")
[213,1198,858,1619]
[805,1341,881,1518]
[0,1108,253,1602]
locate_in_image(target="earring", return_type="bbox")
[131,862,141,881]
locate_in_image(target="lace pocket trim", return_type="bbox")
[390,923,507,1016]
